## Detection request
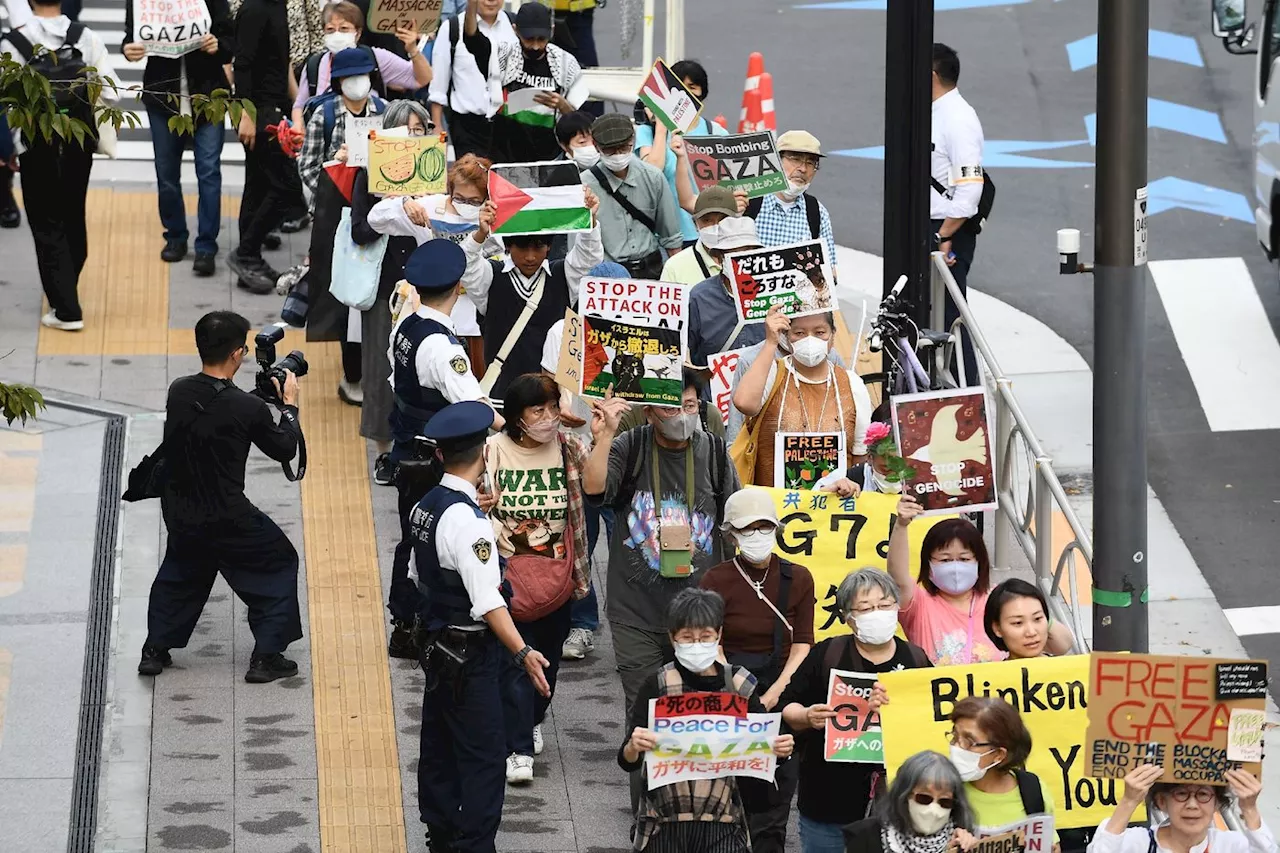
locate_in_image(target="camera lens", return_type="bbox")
[279,350,309,379]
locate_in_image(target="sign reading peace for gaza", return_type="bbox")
[132,0,211,57]
[645,692,782,790]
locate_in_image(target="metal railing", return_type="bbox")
[927,253,1092,653]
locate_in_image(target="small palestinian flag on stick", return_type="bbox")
[488,161,592,237]
[638,57,703,134]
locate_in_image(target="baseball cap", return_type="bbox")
[693,186,738,219]
[513,2,553,39]
[776,130,825,158]
[721,488,780,531]
[700,216,760,252]
[330,47,377,80]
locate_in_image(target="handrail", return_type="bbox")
[927,254,1092,653]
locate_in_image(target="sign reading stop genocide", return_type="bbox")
[132,0,212,58]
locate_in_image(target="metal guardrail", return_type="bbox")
[926,253,1092,653]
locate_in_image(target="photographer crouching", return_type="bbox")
[136,312,308,684]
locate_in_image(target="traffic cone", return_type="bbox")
[758,72,776,132]
[713,114,728,131]
[738,52,765,133]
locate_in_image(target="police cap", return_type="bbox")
[405,239,467,293]
[422,401,495,453]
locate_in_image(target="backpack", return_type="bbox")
[4,23,96,142]
[745,193,822,241]
[930,166,996,237]
[301,45,381,133]
[445,11,512,103]
[304,90,386,152]
[1013,768,1046,815]
[608,425,728,521]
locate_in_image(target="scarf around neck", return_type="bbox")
[882,820,956,853]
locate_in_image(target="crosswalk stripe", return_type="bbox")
[1223,606,1280,637]
[1149,257,1280,432]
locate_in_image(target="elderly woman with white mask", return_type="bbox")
[842,750,979,853]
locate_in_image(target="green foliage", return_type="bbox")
[0,381,45,426]
[870,436,915,483]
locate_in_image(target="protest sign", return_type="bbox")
[879,655,1140,830]
[891,388,996,516]
[555,309,583,394]
[775,432,844,490]
[368,0,443,35]
[638,58,704,134]
[580,278,688,330]
[1084,653,1266,784]
[344,115,383,168]
[756,488,945,641]
[646,692,780,790]
[976,816,1055,853]
[726,240,835,323]
[825,670,882,763]
[580,316,682,407]
[368,133,447,196]
[1228,709,1266,762]
[132,0,211,57]
[708,348,747,426]
[684,132,787,198]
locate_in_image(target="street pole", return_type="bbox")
[1092,0,1149,652]
[882,0,934,330]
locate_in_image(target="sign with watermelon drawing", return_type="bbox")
[367,133,447,197]
[488,161,592,237]
[638,58,703,134]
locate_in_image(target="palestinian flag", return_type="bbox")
[502,86,557,129]
[638,58,703,134]
[488,161,592,237]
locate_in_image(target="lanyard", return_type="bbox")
[733,557,793,634]
[651,431,695,535]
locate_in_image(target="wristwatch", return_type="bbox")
[513,644,534,666]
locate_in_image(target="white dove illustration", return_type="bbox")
[906,404,987,496]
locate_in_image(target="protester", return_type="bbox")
[746,130,837,268]
[555,109,599,168]
[462,0,589,163]
[429,0,517,160]
[700,487,815,853]
[779,568,931,852]
[460,189,602,399]
[618,587,795,853]
[480,373,590,783]
[122,0,231,276]
[983,579,1075,661]
[582,112,684,277]
[841,750,978,853]
[1089,764,1273,853]
[732,306,870,487]
[547,0,599,102]
[687,216,767,366]
[816,410,898,496]
[2,0,117,332]
[660,185,744,285]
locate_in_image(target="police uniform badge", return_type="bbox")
[450,355,468,375]
[472,538,492,562]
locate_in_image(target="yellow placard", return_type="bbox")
[758,488,944,642]
[879,656,1140,830]
[367,134,447,197]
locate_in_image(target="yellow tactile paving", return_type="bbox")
[298,342,407,853]
[0,545,27,598]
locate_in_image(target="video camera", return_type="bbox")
[254,323,310,405]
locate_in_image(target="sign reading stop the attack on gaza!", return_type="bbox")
[683,132,787,198]
[1084,653,1267,784]
[638,57,704,134]
[879,655,1144,830]
[367,133,447,196]
[132,0,212,57]
[367,0,443,35]
[891,387,997,516]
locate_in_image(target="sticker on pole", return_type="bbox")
[1134,186,1148,266]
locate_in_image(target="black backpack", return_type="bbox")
[746,193,822,241]
[5,23,96,141]
[930,166,996,236]
[445,11,512,102]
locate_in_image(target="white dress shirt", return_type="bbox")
[1088,822,1277,853]
[387,304,488,403]
[427,473,508,622]
[930,88,985,220]
[459,223,603,316]
[428,13,517,118]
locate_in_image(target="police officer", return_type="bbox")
[412,401,550,853]
[386,239,504,658]
[930,41,985,383]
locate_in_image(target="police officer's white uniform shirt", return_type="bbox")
[387,304,487,401]
[433,473,507,621]
[930,88,985,220]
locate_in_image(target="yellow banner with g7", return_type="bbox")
[759,488,945,642]
[879,655,1139,831]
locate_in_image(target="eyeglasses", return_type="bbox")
[782,153,821,171]
[1170,788,1216,804]
[852,602,897,615]
[946,730,991,750]
[911,793,955,809]
[452,194,485,207]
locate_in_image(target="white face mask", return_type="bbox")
[949,744,995,782]
[601,151,632,173]
[735,529,776,564]
[790,335,829,367]
[871,469,902,494]
[340,74,371,102]
[674,640,720,672]
[780,176,810,201]
[654,411,698,442]
[571,144,601,168]
[324,31,357,54]
[851,608,899,645]
[907,799,953,836]
[931,559,979,595]
[452,201,482,222]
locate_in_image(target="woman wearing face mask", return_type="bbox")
[1089,764,1273,853]
[619,587,795,853]
[732,305,871,488]
[817,407,907,498]
[779,568,932,853]
[983,579,1076,662]
[479,373,590,785]
[842,750,978,853]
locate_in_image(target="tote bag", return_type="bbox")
[330,207,387,311]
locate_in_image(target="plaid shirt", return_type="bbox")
[754,192,838,267]
[297,98,384,201]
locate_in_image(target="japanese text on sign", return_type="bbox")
[646,694,781,790]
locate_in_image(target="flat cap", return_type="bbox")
[591,113,636,149]
[404,239,466,292]
[422,401,495,452]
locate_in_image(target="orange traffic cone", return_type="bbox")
[713,114,728,131]
[738,52,765,133]
[758,72,776,132]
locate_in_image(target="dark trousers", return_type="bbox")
[342,340,362,384]
[562,9,602,116]
[570,505,613,631]
[419,633,506,853]
[388,477,425,623]
[446,109,495,161]
[146,509,303,655]
[741,755,800,853]
[21,139,92,322]
[612,622,674,813]
[933,219,979,386]
[501,597,573,755]
[239,114,301,259]
[147,106,224,255]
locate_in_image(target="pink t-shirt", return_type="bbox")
[899,585,1006,666]
[293,48,420,112]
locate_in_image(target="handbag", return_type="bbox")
[330,207,387,311]
[728,360,787,484]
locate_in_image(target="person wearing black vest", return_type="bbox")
[385,240,504,659]
[412,401,550,853]
[460,187,602,401]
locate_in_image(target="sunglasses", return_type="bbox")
[912,793,955,809]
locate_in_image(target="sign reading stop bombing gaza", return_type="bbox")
[367,133,447,196]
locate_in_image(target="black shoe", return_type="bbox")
[192,252,216,277]
[160,240,188,262]
[229,253,280,295]
[245,652,299,683]
[138,644,172,676]
[374,453,396,487]
[263,232,283,250]
[388,625,419,659]
[279,214,311,233]
[0,204,18,229]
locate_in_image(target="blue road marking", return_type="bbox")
[831,139,1092,169]
[1085,99,1227,145]
[1066,30,1203,71]
[1147,176,1254,223]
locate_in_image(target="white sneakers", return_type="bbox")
[337,379,363,406]
[505,753,534,784]
[533,724,544,756]
[41,311,84,332]
[561,628,594,660]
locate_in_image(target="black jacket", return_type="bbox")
[124,0,236,116]
[843,818,887,853]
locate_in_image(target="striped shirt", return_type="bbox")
[753,192,838,267]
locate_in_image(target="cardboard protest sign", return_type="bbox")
[638,58,704,134]
[344,115,383,168]
[555,309,583,394]
[756,489,946,641]
[891,388,996,516]
[684,132,786,198]
[976,816,1055,853]
[708,348,747,426]
[726,240,836,323]
[368,133,447,196]
[132,0,211,57]
[580,278,688,330]
[580,316,682,407]
[368,0,442,35]
[825,670,882,763]
[775,432,844,490]
[880,655,1140,830]
[1228,709,1266,762]
[1084,653,1267,784]
[645,692,780,790]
